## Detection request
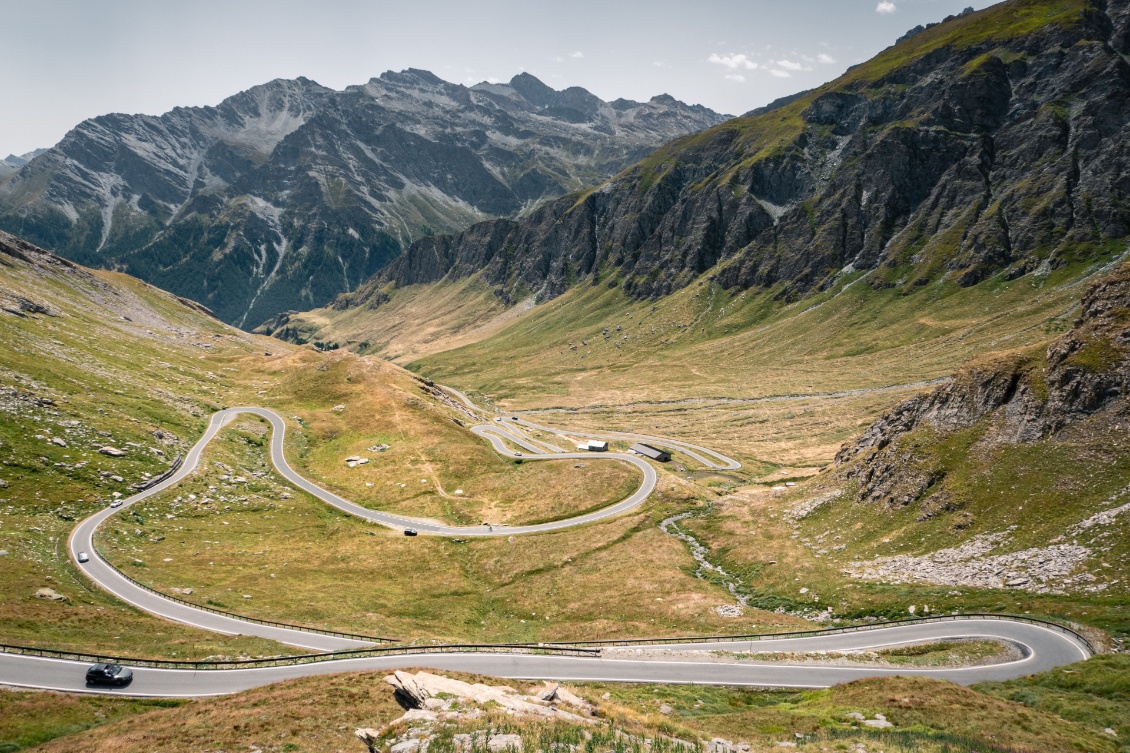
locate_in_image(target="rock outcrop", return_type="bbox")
[322,0,1130,323]
[0,72,726,328]
[835,260,1130,508]
[383,670,592,719]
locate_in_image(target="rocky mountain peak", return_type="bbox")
[507,72,558,107]
[0,68,727,328]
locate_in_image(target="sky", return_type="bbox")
[1,0,1001,157]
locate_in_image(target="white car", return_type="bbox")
[77,552,90,563]
[109,500,123,508]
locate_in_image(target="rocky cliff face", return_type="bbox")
[0,72,725,327]
[835,259,1130,509]
[329,0,1130,318]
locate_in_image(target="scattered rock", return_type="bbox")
[863,713,894,729]
[386,670,431,709]
[34,587,68,601]
[332,404,346,412]
[488,734,522,752]
[50,437,66,447]
[357,728,384,750]
[170,587,194,595]
[659,703,674,715]
[846,527,1092,594]
[99,446,126,457]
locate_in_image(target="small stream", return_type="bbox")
[659,509,749,616]
[659,509,829,621]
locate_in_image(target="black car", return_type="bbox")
[403,529,418,536]
[86,663,133,686]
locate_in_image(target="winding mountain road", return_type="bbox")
[62,402,700,650]
[0,619,1090,697]
[2,395,1095,697]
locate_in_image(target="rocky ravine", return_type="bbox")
[305,0,1130,330]
[0,71,726,328]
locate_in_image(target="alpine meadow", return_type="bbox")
[1,2,1129,752]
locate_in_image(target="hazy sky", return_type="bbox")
[2,0,999,157]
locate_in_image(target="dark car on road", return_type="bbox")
[403,529,418,536]
[86,663,133,686]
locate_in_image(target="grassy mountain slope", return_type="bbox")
[246,0,1130,653]
[656,262,1130,654]
[1,231,822,651]
[268,0,1130,356]
[0,231,295,658]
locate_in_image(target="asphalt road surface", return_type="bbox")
[0,619,1089,697]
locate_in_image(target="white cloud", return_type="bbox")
[817,53,837,64]
[776,59,805,71]
[876,1,897,13]
[570,51,584,59]
[770,69,792,78]
[550,56,565,63]
[707,52,759,70]
[724,73,746,83]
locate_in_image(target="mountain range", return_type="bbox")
[0,71,726,327]
[0,149,47,180]
[270,0,1130,350]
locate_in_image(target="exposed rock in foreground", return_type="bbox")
[356,671,601,753]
